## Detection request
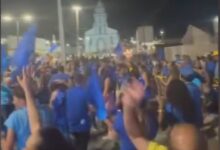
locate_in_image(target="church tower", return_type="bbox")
[85,1,119,53]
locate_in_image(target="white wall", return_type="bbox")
[164,25,217,61]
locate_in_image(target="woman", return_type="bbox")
[138,65,154,100]
[158,79,197,129]
[100,65,117,138]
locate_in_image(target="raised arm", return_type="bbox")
[121,79,150,150]
[17,67,42,134]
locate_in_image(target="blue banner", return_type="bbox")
[1,45,8,75]
[87,69,107,121]
[11,25,37,81]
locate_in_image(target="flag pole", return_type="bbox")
[57,0,66,64]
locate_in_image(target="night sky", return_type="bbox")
[1,0,218,45]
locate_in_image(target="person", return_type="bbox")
[1,76,14,133]
[162,79,198,127]
[184,79,203,127]
[16,67,74,150]
[48,65,70,88]
[206,55,216,85]
[65,73,91,150]
[121,79,208,150]
[212,50,219,80]
[49,81,69,137]
[100,65,117,139]
[161,61,170,77]
[138,65,154,100]
[3,71,53,150]
[110,92,158,150]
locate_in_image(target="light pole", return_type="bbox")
[57,0,66,64]
[72,5,82,56]
[159,29,165,40]
[2,14,33,45]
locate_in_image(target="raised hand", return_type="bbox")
[121,78,145,108]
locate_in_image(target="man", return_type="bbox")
[48,65,70,87]
[121,79,207,150]
[206,54,216,85]
[66,73,91,150]
[4,85,53,150]
[212,50,219,80]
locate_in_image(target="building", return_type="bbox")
[84,1,119,53]
[164,25,218,60]
[136,26,154,44]
[2,35,61,56]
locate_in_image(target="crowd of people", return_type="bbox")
[0,49,219,150]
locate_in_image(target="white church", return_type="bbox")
[84,1,120,53]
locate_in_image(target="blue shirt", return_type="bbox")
[206,61,216,74]
[114,110,158,150]
[186,83,203,127]
[180,64,194,77]
[1,84,13,105]
[113,110,136,150]
[52,90,68,135]
[4,106,53,150]
[66,86,91,133]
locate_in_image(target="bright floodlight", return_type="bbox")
[22,14,33,22]
[160,30,165,35]
[214,16,218,22]
[2,15,13,22]
[66,43,70,47]
[72,5,82,12]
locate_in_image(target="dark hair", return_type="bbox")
[166,79,195,123]
[13,85,26,100]
[37,127,74,150]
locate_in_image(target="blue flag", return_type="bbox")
[48,43,59,53]
[11,25,37,81]
[87,68,107,121]
[115,43,123,57]
[1,45,8,75]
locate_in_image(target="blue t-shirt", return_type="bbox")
[113,110,136,150]
[4,106,53,150]
[206,61,216,74]
[114,110,158,150]
[51,90,68,135]
[1,84,13,105]
[180,64,194,77]
[186,83,203,127]
[66,86,91,133]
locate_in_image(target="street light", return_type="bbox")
[72,5,82,56]
[22,14,33,22]
[159,29,165,40]
[1,14,34,44]
[2,15,14,22]
[160,30,165,36]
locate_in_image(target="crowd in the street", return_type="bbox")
[1,50,219,150]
